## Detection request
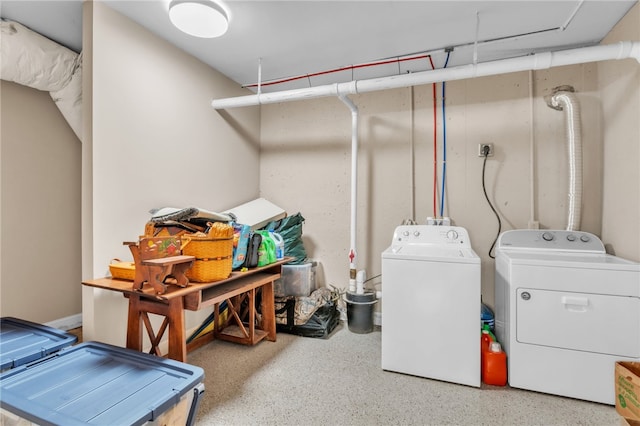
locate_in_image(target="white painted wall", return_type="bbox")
[599,4,640,262]
[0,80,81,324]
[83,3,260,345]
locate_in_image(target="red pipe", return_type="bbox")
[244,55,432,89]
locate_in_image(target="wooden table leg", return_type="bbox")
[261,281,276,341]
[213,303,221,332]
[248,288,255,343]
[167,297,187,363]
[126,294,144,352]
[127,295,187,362]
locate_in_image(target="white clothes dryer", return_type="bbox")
[381,225,481,387]
[495,229,640,404]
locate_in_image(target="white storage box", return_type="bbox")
[275,262,317,297]
[223,198,286,231]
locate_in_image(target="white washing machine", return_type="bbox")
[381,225,481,387]
[495,229,640,405]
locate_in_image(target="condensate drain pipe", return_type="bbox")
[338,90,363,294]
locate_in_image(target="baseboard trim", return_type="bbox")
[44,313,82,331]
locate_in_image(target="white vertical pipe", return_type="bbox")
[257,58,262,95]
[338,94,360,293]
[528,70,537,228]
[473,11,480,65]
[409,86,416,221]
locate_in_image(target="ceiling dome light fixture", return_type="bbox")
[169,0,229,38]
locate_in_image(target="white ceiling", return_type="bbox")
[1,1,637,93]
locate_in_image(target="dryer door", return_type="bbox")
[516,288,640,357]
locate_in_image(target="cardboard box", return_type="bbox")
[616,361,640,425]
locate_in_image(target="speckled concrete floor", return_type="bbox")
[187,323,621,426]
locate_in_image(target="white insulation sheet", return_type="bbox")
[1,19,82,140]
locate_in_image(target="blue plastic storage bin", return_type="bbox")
[0,341,205,426]
[0,317,77,371]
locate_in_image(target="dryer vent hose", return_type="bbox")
[549,88,583,232]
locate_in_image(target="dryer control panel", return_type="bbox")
[391,225,472,248]
[497,229,605,253]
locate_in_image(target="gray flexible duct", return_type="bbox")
[550,90,583,231]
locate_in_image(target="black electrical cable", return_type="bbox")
[364,273,382,284]
[482,147,502,259]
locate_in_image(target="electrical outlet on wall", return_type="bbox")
[478,143,494,157]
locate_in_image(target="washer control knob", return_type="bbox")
[413,231,421,237]
[580,235,591,243]
[542,232,554,241]
[402,231,410,237]
[567,234,576,242]
[446,230,459,240]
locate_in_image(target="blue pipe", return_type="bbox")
[439,51,451,218]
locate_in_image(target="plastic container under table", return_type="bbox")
[0,341,204,426]
[0,317,77,371]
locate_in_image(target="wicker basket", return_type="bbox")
[109,259,135,281]
[182,236,233,282]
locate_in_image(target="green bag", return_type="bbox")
[264,213,307,264]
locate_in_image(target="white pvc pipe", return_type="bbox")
[356,270,366,295]
[338,93,360,293]
[551,91,583,231]
[212,42,640,110]
[409,86,416,221]
[528,70,537,228]
[257,58,262,95]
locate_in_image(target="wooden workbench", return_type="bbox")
[82,258,292,362]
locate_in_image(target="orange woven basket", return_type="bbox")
[181,236,233,282]
[109,259,135,281]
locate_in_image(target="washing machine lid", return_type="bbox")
[382,245,480,263]
[498,250,640,271]
[382,225,480,263]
